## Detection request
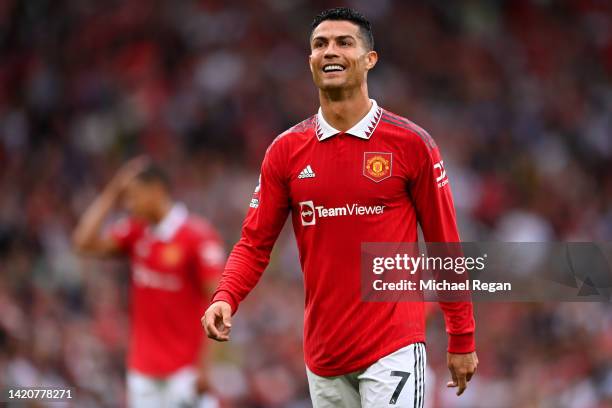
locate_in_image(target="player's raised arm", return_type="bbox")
[72,157,148,257]
[203,137,290,341]
[408,134,478,395]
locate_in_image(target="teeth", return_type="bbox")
[323,64,344,72]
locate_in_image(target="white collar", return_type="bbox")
[153,203,188,241]
[315,99,383,141]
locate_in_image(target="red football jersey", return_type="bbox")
[212,100,475,377]
[111,204,225,376]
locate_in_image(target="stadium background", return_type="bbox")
[0,0,611,406]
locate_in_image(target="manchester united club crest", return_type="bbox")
[363,152,392,182]
[161,244,183,267]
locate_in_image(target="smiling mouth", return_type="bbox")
[322,64,345,73]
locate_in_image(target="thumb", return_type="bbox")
[222,307,232,328]
[447,367,458,387]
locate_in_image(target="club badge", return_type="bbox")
[161,244,183,267]
[363,152,392,182]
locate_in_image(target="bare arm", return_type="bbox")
[72,158,147,257]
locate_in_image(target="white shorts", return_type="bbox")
[127,366,219,408]
[306,343,427,408]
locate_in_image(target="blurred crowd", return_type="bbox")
[1,0,611,406]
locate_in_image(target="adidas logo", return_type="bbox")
[298,165,316,179]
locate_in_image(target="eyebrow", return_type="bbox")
[311,34,357,44]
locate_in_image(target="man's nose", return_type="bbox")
[323,43,339,58]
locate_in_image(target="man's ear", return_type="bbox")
[308,54,314,73]
[364,50,378,70]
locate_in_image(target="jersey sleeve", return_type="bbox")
[211,137,290,313]
[408,136,476,354]
[108,217,142,254]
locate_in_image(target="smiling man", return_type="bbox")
[203,7,477,407]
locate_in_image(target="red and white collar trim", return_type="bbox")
[153,203,188,241]
[315,99,382,141]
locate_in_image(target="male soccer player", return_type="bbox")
[203,7,477,407]
[73,158,224,408]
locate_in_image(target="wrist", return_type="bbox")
[211,291,237,314]
[102,181,122,201]
[448,332,475,353]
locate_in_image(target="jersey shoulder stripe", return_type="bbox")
[279,115,317,137]
[263,115,316,165]
[268,115,316,152]
[381,111,437,150]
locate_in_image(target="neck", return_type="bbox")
[151,199,174,224]
[318,83,371,132]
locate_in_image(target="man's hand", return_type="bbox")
[202,301,232,341]
[107,156,150,195]
[447,351,478,396]
[72,156,149,257]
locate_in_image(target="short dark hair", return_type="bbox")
[311,7,374,51]
[136,163,171,191]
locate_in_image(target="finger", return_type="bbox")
[203,311,223,340]
[222,306,232,328]
[447,366,458,387]
[456,373,467,396]
[466,367,476,382]
[467,357,478,382]
[202,312,218,338]
[214,305,232,339]
[125,160,149,178]
[214,311,230,340]
[119,157,150,180]
[126,156,150,169]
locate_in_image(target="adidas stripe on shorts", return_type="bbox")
[306,343,426,408]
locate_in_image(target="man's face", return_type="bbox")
[122,179,161,221]
[309,20,377,91]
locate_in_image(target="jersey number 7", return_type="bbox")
[389,370,411,404]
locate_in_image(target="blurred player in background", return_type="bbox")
[204,7,477,407]
[73,158,224,408]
